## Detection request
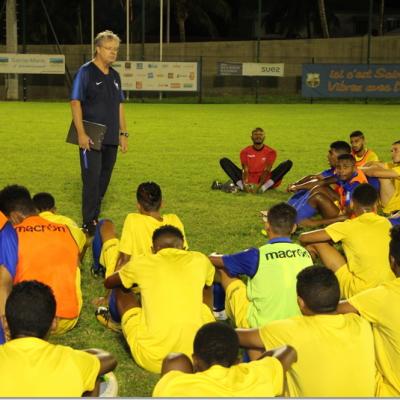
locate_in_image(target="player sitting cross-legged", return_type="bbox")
[92,181,189,329]
[33,192,88,261]
[0,185,82,336]
[236,266,377,397]
[337,224,400,397]
[299,183,395,299]
[0,280,117,397]
[153,322,296,397]
[103,225,215,373]
[209,203,312,329]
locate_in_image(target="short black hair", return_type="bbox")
[337,153,356,164]
[5,280,56,339]
[330,141,351,154]
[392,140,400,145]
[0,184,36,216]
[352,184,378,207]
[267,202,297,236]
[136,182,162,212]
[349,130,364,139]
[32,192,55,212]
[390,225,400,268]
[152,224,184,244]
[252,127,264,134]
[296,266,340,313]
[193,322,239,368]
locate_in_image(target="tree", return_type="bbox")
[317,0,330,38]
[133,0,231,43]
[262,0,338,39]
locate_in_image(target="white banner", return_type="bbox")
[0,53,65,74]
[242,63,284,77]
[112,61,198,91]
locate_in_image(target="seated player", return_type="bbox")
[287,140,351,224]
[33,192,87,260]
[214,127,292,193]
[92,181,187,277]
[103,225,215,373]
[0,211,17,344]
[350,130,379,167]
[299,183,395,299]
[209,203,312,328]
[290,154,367,227]
[236,266,377,397]
[93,182,191,327]
[0,185,82,335]
[362,140,400,215]
[152,322,296,397]
[337,225,400,396]
[0,280,117,397]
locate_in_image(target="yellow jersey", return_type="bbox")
[383,163,400,214]
[119,248,215,373]
[119,213,188,257]
[325,213,395,294]
[349,278,400,396]
[39,211,86,253]
[0,337,100,396]
[153,357,283,397]
[352,149,379,167]
[259,313,376,397]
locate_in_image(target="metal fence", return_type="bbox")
[1,37,400,102]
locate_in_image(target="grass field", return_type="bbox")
[0,101,399,396]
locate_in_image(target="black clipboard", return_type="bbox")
[66,120,106,151]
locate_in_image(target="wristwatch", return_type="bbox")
[120,132,129,138]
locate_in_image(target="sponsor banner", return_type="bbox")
[217,62,243,76]
[217,62,284,77]
[302,64,400,98]
[112,61,198,91]
[242,63,284,77]
[0,53,65,74]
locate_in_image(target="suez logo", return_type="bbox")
[16,224,67,233]
[261,66,281,73]
[264,248,310,260]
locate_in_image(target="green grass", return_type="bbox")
[0,102,399,396]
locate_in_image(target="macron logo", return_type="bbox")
[96,81,103,86]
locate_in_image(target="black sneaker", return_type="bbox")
[95,306,122,332]
[82,220,97,237]
[221,181,239,193]
[211,180,223,190]
[90,264,106,278]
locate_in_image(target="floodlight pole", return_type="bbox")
[167,0,170,43]
[91,0,94,57]
[126,0,130,100]
[255,0,261,104]
[6,0,19,100]
[22,0,27,101]
[126,0,130,61]
[141,0,145,60]
[159,0,163,100]
[160,0,163,62]
[367,0,373,64]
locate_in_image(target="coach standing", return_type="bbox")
[70,30,128,235]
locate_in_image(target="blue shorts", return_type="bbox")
[288,190,317,223]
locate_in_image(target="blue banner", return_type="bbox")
[302,64,400,98]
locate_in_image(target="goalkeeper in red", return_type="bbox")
[213,127,292,193]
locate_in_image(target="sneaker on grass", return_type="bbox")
[95,306,122,333]
[211,180,223,190]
